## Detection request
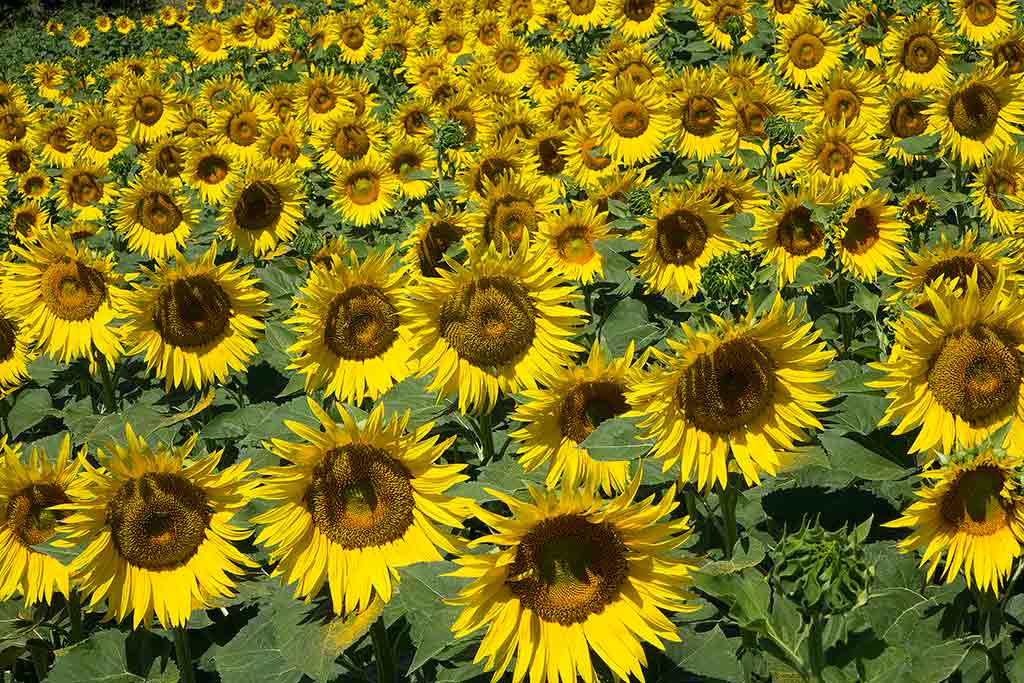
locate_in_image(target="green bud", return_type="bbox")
[764,115,797,146]
[623,187,653,216]
[434,119,467,152]
[700,251,756,304]
[724,15,745,43]
[773,518,874,616]
[292,227,323,259]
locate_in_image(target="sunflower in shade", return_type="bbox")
[450,476,698,683]
[253,402,471,614]
[869,272,1024,454]
[753,189,836,288]
[120,244,270,390]
[891,229,1021,303]
[512,340,642,494]
[55,428,256,628]
[634,187,738,301]
[834,190,909,282]
[0,436,80,606]
[972,147,1024,234]
[4,235,129,368]
[631,295,834,491]
[115,174,197,260]
[219,162,305,258]
[56,163,117,222]
[987,24,1024,76]
[885,448,1024,593]
[287,248,415,404]
[399,204,469,280]
[467,174,558,253]
[883,10,954,90]
[928,64,1024,167]
[883,85,934,164]
[404,237,585,414]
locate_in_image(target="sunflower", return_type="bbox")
[768,0,813,27]
[557,0,610,30]
[201,74,242,112]
[392,97,434,141]
[258,118,311,171]
[803,67,886,132]
[4,235,129,367]
[244,5,288,51]
[696,0,755,51]
[70,104,127,165]
[987,24,1024,76]
[539,204,611,285]
[776,16,844,88]
[892,229,1021,302]
[141,137,189,183]
[0,139,33,178]
[884,449,1024,593]
[696,166,768,219]
[211,93,274,167]
[487,35,533,88]
[884,10,954,90]
[527,47,580,102]
[468,173,558,253]
[69,25,90,48]
[312,111,385,172]
[219,162,304,258]
[404,237,585,413]
[119,77,182,144]
[189,21,229,63]
[611,0,672,39]
[0,436,79,606]
[973,146,1024,235]
[18,167,50,200]
[339,75,377,120]
[331,158,400,227]
[834,190,908,282]
[956,0,1017,45]
[527,130,569,194]
[28,63,66,102]
[536,86,592,131]
[782,122,883,197]
[870,273,1024,454]
[928,64,1024,167]
[634,188,737,300]
[333,9,376,64]
[842,3,890,64]
[668,68,729,162]
[592,77,670,167]
[491,100,544,145]
[181,140,236,205]
[883,85,934,164]
[114,173,197,259]
[563,124,618,189]
[120,244,270,389]
[753,189,832,288]
[10,199,50,240]
[634,296,834,490]
[29,111,76,168]
[513,340,642,493]
[399,204,469,280]
[286,248,414,402]
[56,428,255,628]
[721,83,797,156]
[386,137,435,199]
[253,401,470,613]
[56,162,116,221]
[450,476,697,683]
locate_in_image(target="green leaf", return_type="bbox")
[448,457,546,503]
[895,134,939,156]
[662,626,745,683]
[701,536,766,576]
[600,298,654,357]
[825,393,888,435]
[396,561,470,674]
[820,434,912,482]
[578,415,653,462]
[726,212,756,241]
[374,376,447,428]
[201,396,317,446]
[48,629,178,683]
[64,393,177,447]
[7,387,53,437]
[694,568,770,631]
[791,258,828,289]
[737,148,766,171]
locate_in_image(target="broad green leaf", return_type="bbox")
[701,537,766,576]
[449,457,547,502]
[662,625,745,683]
[64,392,177,447]
[7,387,53,437]
[578,415,653,462]
[396,561,470,674]
[599,297,651,357]
[694,568,771,631]
[791,258,828,289]
[48,629,178,683]
[201,396,318,445]
[375,376,448,428]
[895,134,939,155]
[820,434,912,481]
[824,393,889,435]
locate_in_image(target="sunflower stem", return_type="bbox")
[807,613,826,682]
[764,141,774,198]
[974,587,1011,683]
[476,410,496,465]
[29,642,48,682]
[97,358,117,414]
[719,482,739,559]
[173,626,196,683]
[67,591,84,644]
[370,618,396,683]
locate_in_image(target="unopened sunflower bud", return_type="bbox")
[724,15,745,46]
[764,115,797,146]
[292,227,323,259]
[434,119,467,153]
[774,519,873,615]
[701,251,755,303]
[624,187,652,216]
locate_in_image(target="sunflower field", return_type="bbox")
[3,0,1024,681]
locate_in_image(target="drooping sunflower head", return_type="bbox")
[219,162,305,258]
[886,448,1024,593]
[833,189,909,281]
[58,428,255,628]
[404,237,586,413]
[893,229,1021,302]
[929,64,1024,167]
[987,24,1024,77]
[753,189,832,288]
[451,476,697,683]
[253,401,470,613]
[884,9,954,89]
[884,85,934,163]
[120,243,271,389]
[0,435,80,606]
[400,204,469,280]
[635,187,736,300]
